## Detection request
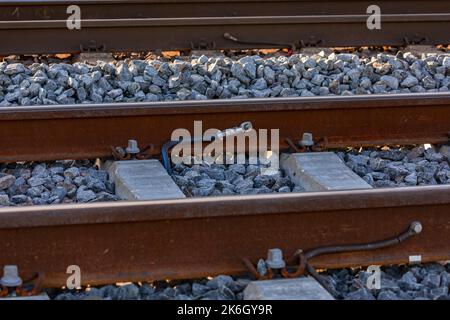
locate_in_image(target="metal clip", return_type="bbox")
[223,33,297,51]
[0,265,22,288]
[300,36,323,48]
[161,121,253,175]
[403,35,427,46]
[15,272,44,297]
[125,139,140,155]
[299,132,314,148]
[243,221,423,296]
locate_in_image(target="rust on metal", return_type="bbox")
[0,93,449,162]
[0,185,449,287]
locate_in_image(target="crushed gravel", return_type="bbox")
[52,275,250,300]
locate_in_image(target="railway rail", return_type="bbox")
[0,0,449,54]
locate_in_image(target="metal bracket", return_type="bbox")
[223,32,297,51]
[0,265,44,298]
[161,121,253,175]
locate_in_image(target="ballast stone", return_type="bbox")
[244,277,335,300]
[281,152,373,191]
[105,160,185,200]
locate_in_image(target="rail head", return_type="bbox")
[0,93,449,120]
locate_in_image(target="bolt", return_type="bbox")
[265,248,286,269]
[0,265,22,288]
[410,221,423,234]
[299,132,314,147]
[125,139,140,155]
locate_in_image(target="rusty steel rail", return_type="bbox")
[0,185,449,287]
[0,11,449,54]
[0,93,449,163]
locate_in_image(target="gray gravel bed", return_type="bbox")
[171,162,302,197]
[323,263,450,300]
[1,51,449,107]
[340,145,450,187]
[0,160,117,206]
[53,275,250,300]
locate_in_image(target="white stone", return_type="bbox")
[104,160,185,200]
